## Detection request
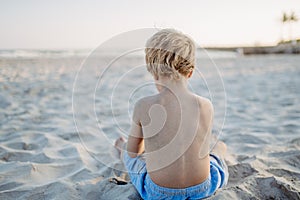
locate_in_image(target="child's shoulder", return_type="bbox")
[193,94,214,112]
[133,95,158,111]
[131,95,158,122]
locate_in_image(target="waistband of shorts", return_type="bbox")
[145,173,211,196]
[209,153,226,169]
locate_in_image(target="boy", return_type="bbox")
[115,29,228,199]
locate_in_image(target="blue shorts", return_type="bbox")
[122,151,228,200]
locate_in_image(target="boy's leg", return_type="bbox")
[210,140,228,188]
[115,137,148,198]
[114,136,126,159]
[211,141,227,160]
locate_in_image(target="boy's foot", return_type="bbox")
[114,137,126,159]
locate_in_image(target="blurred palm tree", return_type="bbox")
[281,12,289,41]
[289,11,298,41]
[281,11,298,42]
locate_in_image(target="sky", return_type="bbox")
[0,0,300,49]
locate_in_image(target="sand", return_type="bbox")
[0,53,300,199]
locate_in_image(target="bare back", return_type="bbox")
[137,90,213,188]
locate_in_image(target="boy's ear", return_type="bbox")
[187,71,193,78]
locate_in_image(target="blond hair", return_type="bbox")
[145,29,195,80]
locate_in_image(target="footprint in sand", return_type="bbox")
[228,163,258,185]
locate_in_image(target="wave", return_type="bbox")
[0,49,91,59]
[0,48,238,59]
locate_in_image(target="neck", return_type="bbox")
[155,76,189,94]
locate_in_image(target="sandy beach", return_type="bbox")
[0,51,300,199]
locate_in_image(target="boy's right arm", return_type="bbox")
[127,100,145,158]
